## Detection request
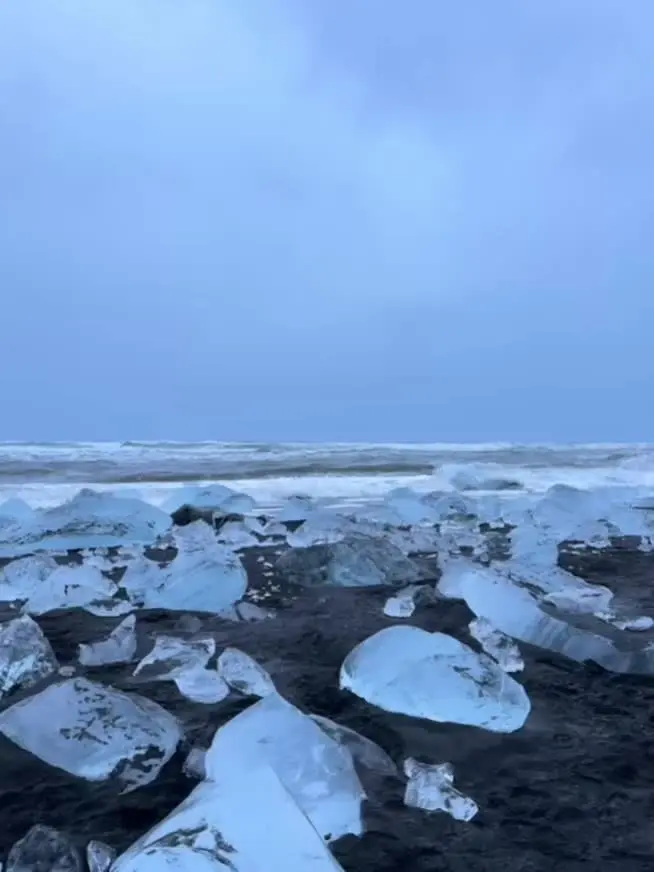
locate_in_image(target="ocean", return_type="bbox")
[2,441,654,510]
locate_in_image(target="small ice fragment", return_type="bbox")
[86,840,116,872]
[59,665,76,677]
[183,746,207,779]
[611,615,654,632]
[78,614,137,667]
[133,635,215,680]
[7,825,82,872]
[404,758,478,822]
[383,587,417,618]
[0,614,58,697]
[236,601,276,621]
[83,598,134,617]
[468,617,524,673]
[217,647,276,697]
[0,677,182,792]
[174,668,230,704]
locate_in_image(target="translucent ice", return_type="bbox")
[22,563,118,616]
[403,758,478,821]
[309,715,397,776]
[205,693,365,841]
[0,489,171,557]
[278,494,316,522]
[340,625,530,733]
[468,617,524,673]
[0,615,58,697]
[383,586,420,618]
[112,765,345,872]
[0,677,182,791]
[174,668,230,704]
[276,534,426,588]
[162,484,245,514]
[217,647,276,697]
[182,746,207,779]
[7,825,82,872]
[78,614,137,667]
[86,840,116,872]
[0,554,59,603]
[120,521,248,613]
[133,634,215,680]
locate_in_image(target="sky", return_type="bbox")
[0,0,653,443]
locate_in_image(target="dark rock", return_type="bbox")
[169,505,214,527]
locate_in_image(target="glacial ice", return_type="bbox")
[6,825,82,872]
[182,746,207,779]
[276,534,426,588]
[86,840,116,872]
[0,614,58,697]
[78,614,137,667]
[443,561,654,674]
[162,484,253,515]
[383,585,420,618]
[340,625,531,733]
[23,563,117,616]
[112,765,345,872]
[0,489,171,557]
[174,667,230,704]
[217,647,276,697]
[205,693,365,841]
[403,758,478,821]
[0,677,182,791]
[120,521,248,612]
[278,494,316,522]
[468,617,524,673]
[309,715,398,776]
[0,554,59,603]
[133,634,215,680]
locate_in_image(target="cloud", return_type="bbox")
[0,0,652,440]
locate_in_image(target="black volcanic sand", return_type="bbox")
[2,544,654,871]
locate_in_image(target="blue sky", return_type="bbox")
[1,0,652,442]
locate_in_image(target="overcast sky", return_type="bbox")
[1,0,652,442]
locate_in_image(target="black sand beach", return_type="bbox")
[2,539,654,871]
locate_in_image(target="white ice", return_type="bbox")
[0,677,182,791]
[403,758,478,821]
[205,693,365,842]
[217,647,276,697]
[120,521,248,613]
[0,615,58,697]
[0,489,171,557]
[78,614,137,667]
[468,617,524,673]
[112,765,345,872]
[340,625,530,733]
[383,585,421,618]
[174,668,230,704]
[22,563,118,616]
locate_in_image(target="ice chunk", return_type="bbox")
[174,668,230,704]
[163,484,244,514]
[449,562,654,674]
[610,615,654,632]
[86,840,116,872]
[6,825,82,872]
[78,614,137,667]
[205,693,365,841]
[183,746,207,779]
[120,521,248,613]
[286,510,360,547]
[133,634,215,680]
[216,519,261,549]
[217,647,276,697]
[276,534,426,588]
[468,617,524,673]
[340,625,530,733]
[383,586,419,618]
[0,489,171,557]
[403,758,478,822]
[83,598,134,617]
[112,766,345,872]
[0,614,58,697]
[0,677,181,791]
[22,563,118,616]
[0,554,60,604]
[236,601,276,622]
[309,715,397,776]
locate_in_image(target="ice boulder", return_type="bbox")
[0,614,58,698]
[443,562,654,674]
[205,693,365,842]
[0,677,182,791]
[78,614,137,667]
[112,765,345,872]
[0,489,172,557]
[120,521,248,612]
[340,625,530,733]
[0,554,59,603]
[6,825,82,872]
[276,534,427,588]
[217,647,276,697]
[22,563,117,616]
[403,758,478,821]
